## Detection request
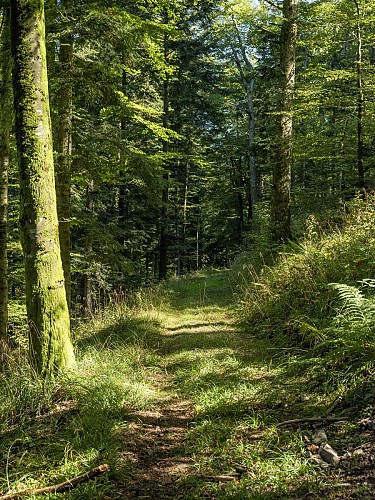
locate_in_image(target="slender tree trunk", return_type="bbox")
[354,0,365,191]
[83,180,94,315]
[270,0,298,243]
[10,0,75,377]
[230,19,257,217]
[55,0,73,309]
[248,78,257,213]
[159,33,170,281]
[181,163,189,275]
[0,8,12,362]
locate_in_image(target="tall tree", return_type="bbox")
[55,0,74,308]
[10,0,75,376]
[270,0,298,243]
[0,7,12,361]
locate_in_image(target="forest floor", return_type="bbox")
[113,270,375,499]
[1,270,374,499]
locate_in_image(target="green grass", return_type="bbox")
[0,263,373,498]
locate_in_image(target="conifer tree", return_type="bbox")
[55,0,74,308]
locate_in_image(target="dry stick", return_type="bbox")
[0,464,110,500]
[197,474,240,483]
[324,396,343,417]
[276,417,349,427]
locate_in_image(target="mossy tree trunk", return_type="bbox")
[0,7,12,362]
[10,0,75,377]
[270,0,298,243]
[55,0,73,309]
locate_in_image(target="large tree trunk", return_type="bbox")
[270,0,298,243]
[55,0,74,309]
[10,0,75,377]
[0,8,12,362]
[230,19,257,219]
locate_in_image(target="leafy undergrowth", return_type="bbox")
[0,269,374,498]
[234,200,375,391]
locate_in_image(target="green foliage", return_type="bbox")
[238,200,375,335]
[0,294,164,498]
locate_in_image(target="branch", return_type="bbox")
[231,17,255,72]
[276,417,349,428]
[0,464,110,500]
[263,0,283,11]
[197,473,240,482]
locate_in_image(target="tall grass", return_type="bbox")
[234,199,375,389]
[0,284,169,498]
[236,201,375,335]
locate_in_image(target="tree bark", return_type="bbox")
[0,8,12,362]
[55,0,74,309]
[354,0,365,191]
[159,30,170,281]
[270,0,298,243]
[10,0,75,377]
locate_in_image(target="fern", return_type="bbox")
[329,283,368,322]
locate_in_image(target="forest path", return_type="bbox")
[113,271,368,499]
[115,270,241,498]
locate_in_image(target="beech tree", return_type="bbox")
[270,0,298,243]
[10,0,75,376]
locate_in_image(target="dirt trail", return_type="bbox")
[115,319,219,498]
[115,272,238,499]
[116,397,194,499]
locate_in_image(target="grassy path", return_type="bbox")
[1,271,371,499]
[116,270,243,498]
[113,271,371,499]
[114,270,326,499]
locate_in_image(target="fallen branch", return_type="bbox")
[197,473,240,483]
[0,464,109,499]
[324,396,343,417]
[276,417,349,427]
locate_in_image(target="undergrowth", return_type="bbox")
[0,286,168,499]
[1,239,375,499]
[234,198,375,394]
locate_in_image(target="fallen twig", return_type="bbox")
[276,417,349,427]
[197,473,240,482]
[0,464,109,499]
[324,397,343,417]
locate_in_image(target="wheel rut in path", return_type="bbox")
[116,395,195,499]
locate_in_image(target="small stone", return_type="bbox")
[313,429,327,445]
[353,448,365,457]
[319,443,340,466]
[310,454,328,467]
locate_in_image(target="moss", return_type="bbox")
[11,0,75,377]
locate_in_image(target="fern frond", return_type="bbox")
[329,283,366,321]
